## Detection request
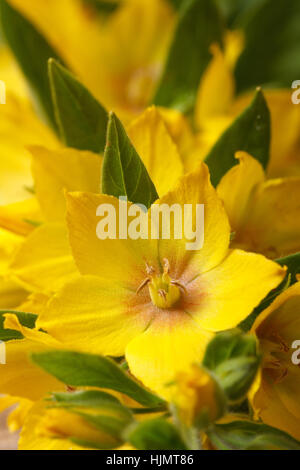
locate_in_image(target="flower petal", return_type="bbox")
[30,146,102,222]
[9,223,78,294]
[37,275,154,356]
[156,163,231,280]
[236,178,300,258]
[66,192,159,284]
[189,249,286,331]
[126,313,213,396]
[127,107,183,196]
[217,152,265,232]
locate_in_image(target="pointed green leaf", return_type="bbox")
[49,59,108,153]
[32,351,165,408]
[239,252,300,332]
[235,0,300,93]
[125,418,188,450]
[101,112,159,208]
[205,88,270,186]
[50,390,122,408]
[207,420,300,450]
[0,309,37,342]
[0,0,63,129]
[154,0,223,114]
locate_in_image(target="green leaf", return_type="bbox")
[49,59,108,153]
[277,252,300,284]
[216,0,263,28]
[215,356,260,403]
[82,0,120,15]
[239,252,300,331]
[207,420,300,450]
[205,88,270,186]
[203,330,260,402]
[32,351,165,408]
[101,112,159,208]
[203,329,258,370]
[154,0,223,114]
[0,0,63,129]
[0,310,37,342]
[50,390,122,408]
[235,0,300,93]
[125,418,188,450]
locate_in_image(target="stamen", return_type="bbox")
[136,277,151,294]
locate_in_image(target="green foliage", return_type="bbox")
[235,0,300,92]
[32,350,165,407]
[205,88,270,186]
[208,420,300,450]
[49,59,108,153]
[125,418,188,450]
[154,0,223,114]
[101,112,159,208]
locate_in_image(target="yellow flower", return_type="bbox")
[171,364,226,428]
[6,107,183,295]
[250,280,300,441]
[7,0,175,121]
[18,401,91,450]
[36,163,285,395]
[217,152,300,259]
[182,35,300,178]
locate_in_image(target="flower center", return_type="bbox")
[263,333,290,384]
[136,259,185,309]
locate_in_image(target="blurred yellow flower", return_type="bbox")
[250,280,300,440]
[7,0,175,121]
[217,152,300,259]
[171,364,225,428]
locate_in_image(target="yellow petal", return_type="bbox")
[7,399,33,432]
[127,106,183,196]
[0,197,42,236]
[126,312,213,396]
[155,163,231,280]
[19,401,87,450]
[234,178,300,258]
[4,314,64,349]
[9,223,78,294]
[190,249,286,331]
[30,146,102,222]
[37,275,153,356]
[0,338,64,400]
[217,152,265,232]
[0,278,28,309]
[66,192,158,284]
[195,44,235,128]
[0,91,58,205]
[0,45,28,99]
[251,281,300,341]
[0,227,23,273]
